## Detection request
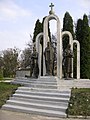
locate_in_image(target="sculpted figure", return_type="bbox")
[44,42,54,76]
[63,44,74,78]
[30,46,39,78]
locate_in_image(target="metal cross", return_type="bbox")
[49,3,54,11]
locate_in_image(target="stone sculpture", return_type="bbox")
[30,46,39,78]
[63,44,74,79]
[44,41,54,76]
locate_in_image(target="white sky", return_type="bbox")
[0,0,90,51]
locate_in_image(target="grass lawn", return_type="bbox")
[0,77,13,81]
[67,88,90,117]
[0,82,20,108]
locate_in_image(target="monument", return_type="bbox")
[30,46,39,78]
[4,3,90,118]
[35,3,80,80]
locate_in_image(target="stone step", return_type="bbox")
[12,82,57,88]
[13,77,57,82]
[39,76,57,81]
[13,93,69,102]
[9,97,68,107]
[2,76,71,118]
[18,77,56,81]
[12,80,57,85]
[18,87,71,93]
[6,100,67,112]
[15,90,70,98]
[12,79,57,83]
[2,104,66,118]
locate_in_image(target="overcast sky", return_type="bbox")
[0,0,90,51]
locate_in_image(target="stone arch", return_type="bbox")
[43,14,62,78]
[36,32,44,77]
[73,40,80,79]
[62,31,73,77]
[62,31,73,50]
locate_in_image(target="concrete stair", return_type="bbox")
[2,77,71,118]
[11,77,57,89]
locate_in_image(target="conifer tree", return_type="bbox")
[76,14,90,78]
[33,19,42,43]
[62,12,74,50]
[33,18,51,43]
[81,14,90,78]
[75,19,83,43]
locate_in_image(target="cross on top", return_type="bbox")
[49,3,54,14]
[49,3,54,11]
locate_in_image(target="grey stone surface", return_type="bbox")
[2,77,71,118]
[12,77,90,89]
[16,70,30,77]
[9,97,68,106]
[2,77,90,118]
[57,78,90,89]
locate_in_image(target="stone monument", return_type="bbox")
[35,3,80,80]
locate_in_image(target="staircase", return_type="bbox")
[2,77,71,118]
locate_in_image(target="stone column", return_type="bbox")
[73,40,80,79]
[56,16,62,79]
[36,32,43,77]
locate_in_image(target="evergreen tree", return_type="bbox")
[33,17,51,43]
[76,14,90,78]
[62,12,74,50]
[81,14,90,78]
[75,19,83,43]
[33,19,42,43]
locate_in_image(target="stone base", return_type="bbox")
[57,79,90,90]
[64,78,74,80]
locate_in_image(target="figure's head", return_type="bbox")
[67,44,71,49]
[47,42,50,47]
[33,46,36,52]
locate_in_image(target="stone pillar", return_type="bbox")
[56,17,62,79]
[73,40,80,79]
[36,32,43,77]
